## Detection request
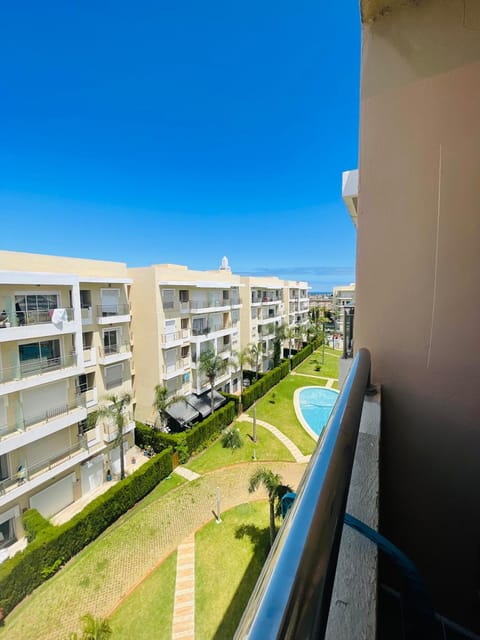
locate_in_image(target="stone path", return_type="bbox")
[237,413,310,464]
[174,466,201,482]
[172,534,195,640]
[4,462,307,640]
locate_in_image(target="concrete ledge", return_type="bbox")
[325,388,381,640]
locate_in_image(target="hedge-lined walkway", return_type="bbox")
[236,414,310,464]
[0,462,306,640]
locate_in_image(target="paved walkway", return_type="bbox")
[4,462,307,640]
[291,371,337,386]
[174,466,201,482]
[172,534,195,640]
[237,413,310,464]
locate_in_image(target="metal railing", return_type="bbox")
[0,442,88,495]
[161,330,189,344]
[96,304,130,317]
[0,353,77,385]
[0,397,86,437]
[1,307,74,327]
[234,348,371,640]
[99,341,131,358]
[191,323,230,336]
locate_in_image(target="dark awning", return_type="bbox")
[165,400,200,425]
[187,390,226,418]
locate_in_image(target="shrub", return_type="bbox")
[0,448,173,618]
[291,343,314,369]
[22,509,53,543]
[221,428,243,450]
[241,360,290,410]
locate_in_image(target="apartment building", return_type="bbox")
[129,263,242,427]
[0,251,134,555]
[239,276,286,372]
[284,281,309,328]
[332,283,355,334]
[344,0,480,632]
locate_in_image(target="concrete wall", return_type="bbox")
[356,0,480,629]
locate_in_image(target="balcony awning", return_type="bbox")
[186,390,226,418]
[165,400,200,425]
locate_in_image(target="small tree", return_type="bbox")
[97,393,131,480]
[283,326,295,359]
[199,349,228,415]
[231,346,252,395]
[248,342,264,380]
[248,467,292,547]
[221,428,244,451]
[66,613,112,640]
[153,384,185,432]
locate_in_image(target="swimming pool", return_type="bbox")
[295,386,339,439]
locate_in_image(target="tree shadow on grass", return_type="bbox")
[211,524,270,640]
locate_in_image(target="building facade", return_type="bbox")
[332,283,355,334]
[0,251,134,554]
[129,263,242,426]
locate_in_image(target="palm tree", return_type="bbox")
[97,393,131,481]
[153,384,185,432]
[199,349,228,415]
[248,467,292,547]
[66,613,112,640]
[248,342,264,380]
[283,326,295,359]
[231,346,251,395]
[295,323,306,350]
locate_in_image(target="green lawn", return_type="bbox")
[294,347,340,379]
[196,502,271,640]
[110,551,177,640]
[186,421,294,474]
[249,376,320,455]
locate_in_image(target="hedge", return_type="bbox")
[0,447,173,618]
[290,343,314,369]
[21,509,53,543]
[241,359,290,410]
[135,400,237,462]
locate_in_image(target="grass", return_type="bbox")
[186,421,294,474]
[110,551,177,640]
[248,376,320,455]
[294,347,340,379]
[195,502,271,640]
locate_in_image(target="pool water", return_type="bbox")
[298,387,339,437]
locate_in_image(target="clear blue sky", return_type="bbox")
[0,1,361,292]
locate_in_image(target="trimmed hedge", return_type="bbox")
[135,400,237,461]
[0,448,173,617]
[290,343,314,369]
[21,509,53,543]
[241,359,290,410]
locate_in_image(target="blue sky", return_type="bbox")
[0,1,361,292]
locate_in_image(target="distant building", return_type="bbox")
[332,283,355,334]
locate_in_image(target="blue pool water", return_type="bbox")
[299,387,339,437]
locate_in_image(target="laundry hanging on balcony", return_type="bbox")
[50,308,68,325]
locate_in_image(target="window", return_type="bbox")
[104,363,123,390]
[181,318,188,330]
[179,290,189,303]
[103,328,121,355]
[162,289,175,309]
[222,290,229,301]
[0,454,9,481]
[15,293,59,325]
[181,346,189,359]
[0,517,16,549]
[19,339,61,373]
[80,290,92,309]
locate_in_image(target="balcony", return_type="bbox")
[81,306,93,325]
[98,342,132,365]
[162,358,190,379]
[160,329,189,348]
[235,350,379,639]
[95,304,130,325]
[0,398,87,456]
[190,299,231,313]
[190,323,233,342]
[0,308,76,343]
[0,353,78,387]
[103,417,135,443]
[82,346,97,367]
[76,385,98,409]
[0,441,90,507]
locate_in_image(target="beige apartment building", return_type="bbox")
[129,262,242,426]
[332,283,355,334]
[0,251,134,555]
[239,276,286,372]
[345,0,480,632]
[284,281,310,329]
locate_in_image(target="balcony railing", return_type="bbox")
[0,441,88,496]
[235,349,371,640]
[162,358,189,374]
[0,353,77,385]
[161,330,189,345]
[0,397,86,437]
[99,342,131,358]
[191,323,231,336]
[1,308,74,327]
[190,299,228,310]
[96,304,130,317]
